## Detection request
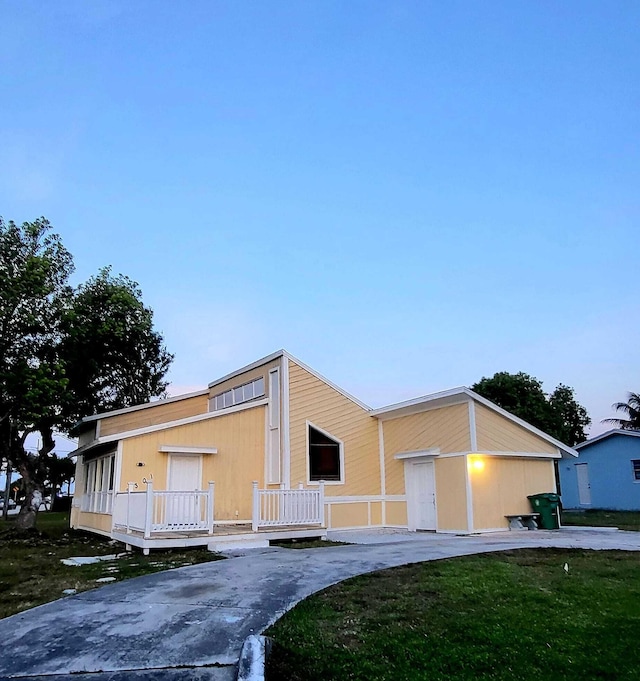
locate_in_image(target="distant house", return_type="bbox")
[70,350,577,552]
[559,430,640,510]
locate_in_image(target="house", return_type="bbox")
[559,429,640,511]
[70,350,577,552]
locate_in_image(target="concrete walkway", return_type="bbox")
[1,528,639,680]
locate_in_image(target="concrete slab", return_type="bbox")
[1,528,639,679]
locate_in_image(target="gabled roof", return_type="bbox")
[575,428,640,450]
[207,349,371,411]
[371,386,578,458]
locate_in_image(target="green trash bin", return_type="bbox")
[528,493,560,529]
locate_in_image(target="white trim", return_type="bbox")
[74,388,209,427]
[464,454,474,532]
[395,448,440,461]
[370,386,470,417]
[283,350,371,411]
[111,441,123,532]
[324,494,406,503]
[475,450,561,459]
[207,350,284,389]
[468,400,478,451]
[72,398,269,453]
[371,386,578,458]
[378,420,386,526]
[158,446,218,455]
[576,428,640,449]
[306,420,345,486]
[282,357,291,488]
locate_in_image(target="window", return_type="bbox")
[82,452,116,513]
[632,460,640,481]
[308,424,342,482]
[211,376,266,411]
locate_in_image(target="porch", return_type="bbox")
[109,480,326,553]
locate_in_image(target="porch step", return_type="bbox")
[208,538,270,552]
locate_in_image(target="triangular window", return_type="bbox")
[308,425,342,481]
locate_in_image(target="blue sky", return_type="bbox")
[1,1,638,438]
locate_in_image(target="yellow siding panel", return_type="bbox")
[435,456,468,531]
[382,403,471,495]
[208,359,281,400]
[120,405,266,521]
[330,502,369,528]
[370,501,382,526]
[288,361,380,497]
[475,404,558,454]
[100,394,209,437]
[77,511,112,534]
[471,457,556,530]
[385,501,407,526]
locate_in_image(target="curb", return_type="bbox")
[237,635,272,681]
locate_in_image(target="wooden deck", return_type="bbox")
[112,522,326,554]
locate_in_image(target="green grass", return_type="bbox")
[266,549,640,681]
[0,512,223,620]
[561,509,640,532]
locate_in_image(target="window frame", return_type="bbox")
[210,376,266,412]
[82,451,116,514]
[306,420,345,486]
[632,459,640,482]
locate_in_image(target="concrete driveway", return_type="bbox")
[1,528,639,680]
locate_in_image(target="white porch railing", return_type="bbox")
[81,491,113,514]
[112,480,215,538]
[252,481,325,531]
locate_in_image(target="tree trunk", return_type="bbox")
[15,484,43,530]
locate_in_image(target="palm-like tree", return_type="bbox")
[603,392,640,430]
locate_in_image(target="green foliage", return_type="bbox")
[59,267,173,425]
[0,216,173,528]
[472,372,590,446]
[603,392,640,431]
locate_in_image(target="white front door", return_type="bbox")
[576,463,591,505]
[168,455,201,491]
[165,456,203,527]
[406,460,436,531]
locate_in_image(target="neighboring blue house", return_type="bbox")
[559,430,640,510]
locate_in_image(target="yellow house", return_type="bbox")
[70,350,577,552]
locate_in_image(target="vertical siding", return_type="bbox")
[434,456,468,531]
[471,457,556,530]
[370,501,382,525]
[475,404,559,454]
[99,394,209,437]
[288,361,380,497]
[76,511,113,534]
[120,405,266,521]
[382,403,471,495]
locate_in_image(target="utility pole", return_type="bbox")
[2,458,11,520]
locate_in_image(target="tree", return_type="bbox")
[602,392,640,431]
[0,217,173,529]
[472,372,590,446]
[59,267,173,425]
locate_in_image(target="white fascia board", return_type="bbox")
[371,387,470,419]
[475,450,562,460]
[96,398,269,444]
[74,388,210,428]
[394,448,441,460]
[466,389,578,458]
[207,350,285,389]
[158,446,218,455]
[283,350,372,411]
[575,429,640,449]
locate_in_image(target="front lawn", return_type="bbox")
[0,512,223,620]
[561,509,640,532]
[266,549,640,681]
